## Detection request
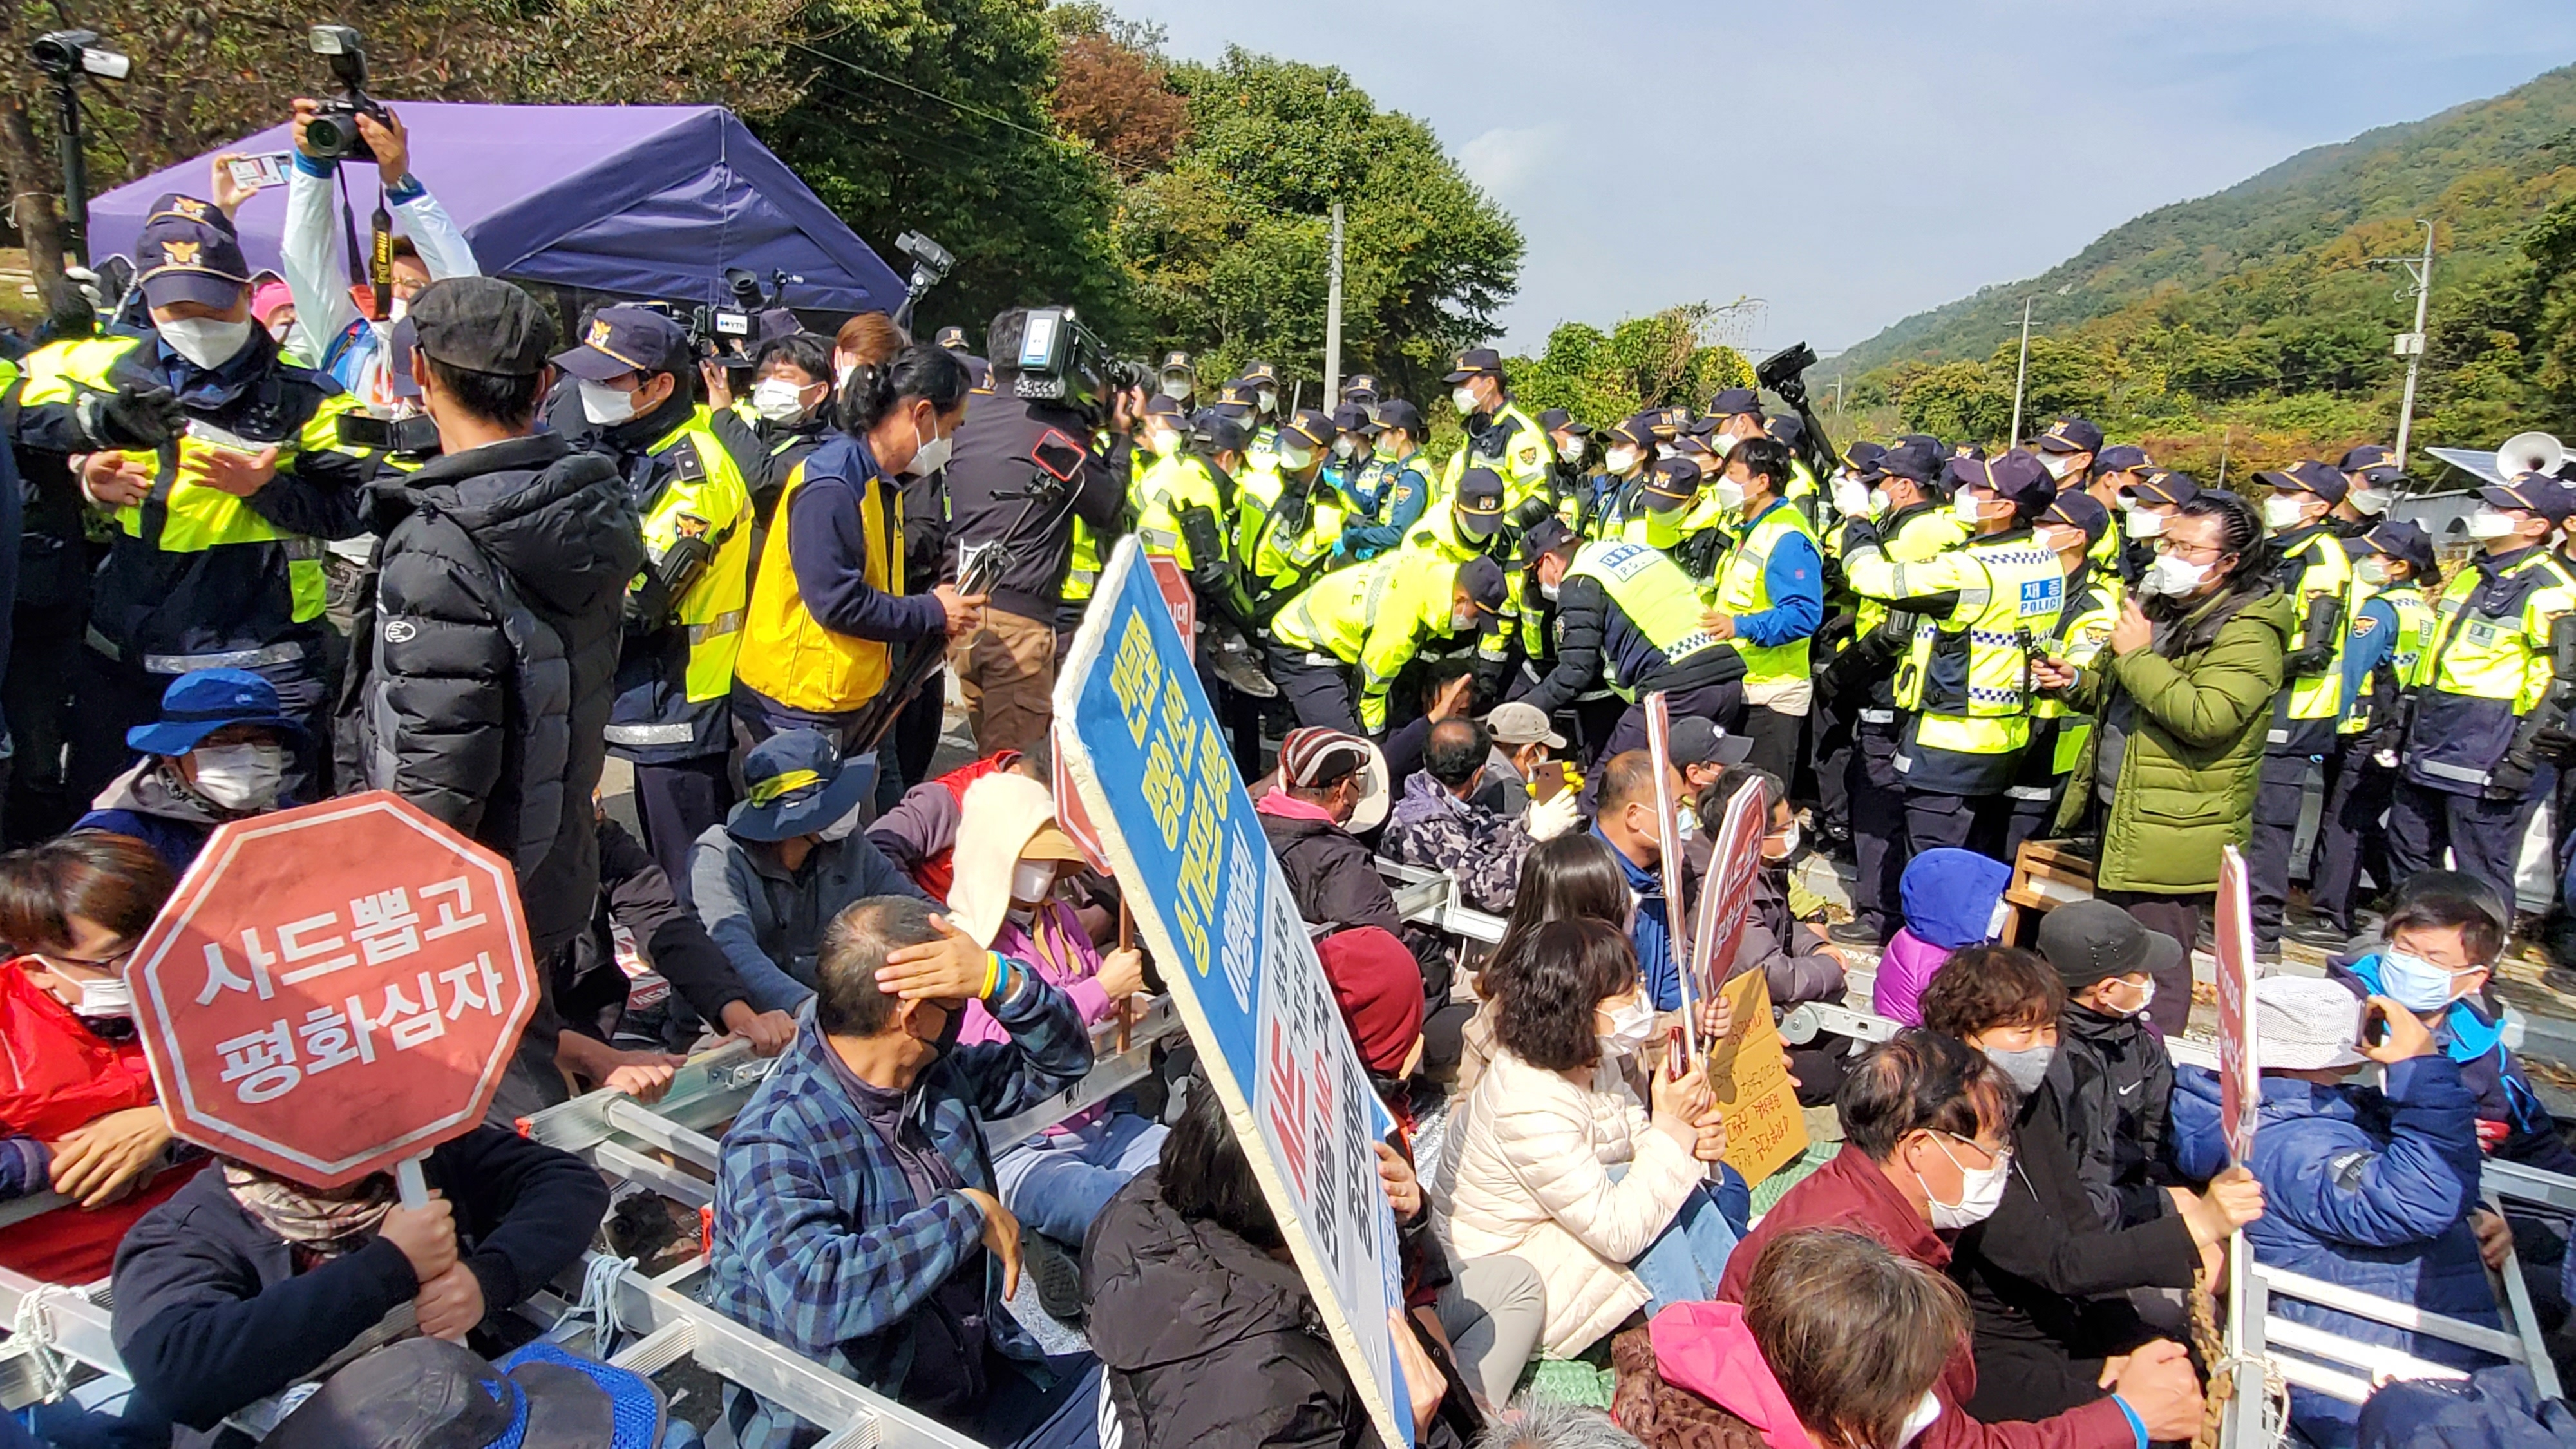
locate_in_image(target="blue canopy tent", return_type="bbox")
[87,103,905,314]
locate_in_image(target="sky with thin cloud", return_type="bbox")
[1109,0,2576,362]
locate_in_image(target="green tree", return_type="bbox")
[1510,304,1753,429]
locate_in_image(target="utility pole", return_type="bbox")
[2389,220,2436,471]
[1324,198,1345,403]
[1832,374,1844,413]
[2008,296,2034,449]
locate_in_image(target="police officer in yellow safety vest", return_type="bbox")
[2005,491,2121,858]
[551,305,756,884]
[734,343,983,757]
[1266,551,1509,735]
[2242,459,2356,955]
[1698,437,1823,783]
[1440,348,1554,511]
[1518,516,1751,760]
[2303,519,2439,943]
[29,194,369,802]
[1841,449,2065,860]
[1236,410,1347,612]
[2389,475,2576,914]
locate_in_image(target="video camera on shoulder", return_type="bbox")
[1001,305,1145,425]
[303,25,390,164]
[688,267,801,375]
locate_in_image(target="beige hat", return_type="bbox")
[949,772,1088,949]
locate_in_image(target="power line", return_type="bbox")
[785,41,1065,149]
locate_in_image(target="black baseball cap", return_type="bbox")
[1142,393,1187,420]
[553,304,688,383]
[1375,398,1425,435]
[1456,468,1506,536]
[1523,515,1579,562]
[1538,406,1589,436]
[1240,360,1280,386]
[135,194,251,310]
[2036,898,2184,992]
[2041,490,2111,545]
[1457,555,1510,611]
[1158,349,1193,375]
[2096,444,2152,474]
[2129,469,2201,507]
[1194,413,1249,453]
[2362,518,2436,576]
[407,277,557,377]
[1768,413,1805,448]
[1443,347,1505,383]
[2479,476,2576,523]
[1278,409,1336,451]
[1341,372,1381,399]
[1603,415,1656,451]
[1958,448,2058,511]
[935,325,969,350]
[2035,417,2104,455]
[2254,459,2350,505]
[1706,387,1763,419]
[1871,441,1940,485]
[1844,440,1888,471]
[1671,716,1754,768]
[1332,402,1375,434]
[1644,457,1702,511]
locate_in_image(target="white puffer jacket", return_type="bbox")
[1433,1046,1700,1357]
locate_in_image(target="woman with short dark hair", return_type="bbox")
[1438,920,1736,1359]
[1457,834,1631,1094]
[1918,947,2261,1423]
[0,832,195,1282]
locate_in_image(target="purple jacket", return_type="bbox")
[1872,926,1949,1027]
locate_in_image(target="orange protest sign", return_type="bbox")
[124,791,539,1188]
[1707,968,1809,1184]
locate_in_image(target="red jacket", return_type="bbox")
[1716,1144,2137,1449]
[0,963,199,1283]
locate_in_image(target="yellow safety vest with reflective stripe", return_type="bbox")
[1848,532,2063,759]
[1564,538,1721,701]
[1270,551,1461,732]
[2280,529,2355,724]
[1711,500,1819,688]
[15,334,140,406]
[1065,519,1106,603]
[1439,401,1553,510]
[1785,459,1819,500]
[2038,570,2121,774]
[732,456,903,715]
[1855,506,1971,644]
[1244,475,1346,595]
[639,408,754,705]
[2405,549,2576,794]
[1133,453,1226,573]
[2088,513,2123,573]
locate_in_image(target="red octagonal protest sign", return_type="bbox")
[124,791,538,1188]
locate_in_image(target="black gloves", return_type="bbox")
[90,384,186,450]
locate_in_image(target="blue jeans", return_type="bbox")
[1610,1163,1747,1316]
[993,1112,1170,1244]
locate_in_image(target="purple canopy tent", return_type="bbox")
[88,103,905,314]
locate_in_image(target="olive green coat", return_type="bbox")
[2054,589,2294,894]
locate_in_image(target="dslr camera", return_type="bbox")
[1003,305,1146,424]
[303,25,390,164]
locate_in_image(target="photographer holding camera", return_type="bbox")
[941,306,1135,755]
[278,29,481,417]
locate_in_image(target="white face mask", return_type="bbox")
[1277,442,1316,471]
[1334,435,1358,460]
[1712,478,1747,512]
[2101,976,2156,1018]
[2040,452,2079,482]
[2125,507,2167,539]
[1452,607,1483,634]
[2350,486,2394,516]
[817,799,867,842]
[1710,430,1740,459]
[1556,437,1586,464]
[1868,486,1892,516]
[2137,553,2209,598]
[1918,1135,2012,1230]
[580,379,643,427]
[1953,489,1989,528]
[1606,445,1643,476]
[160,315,256,370]
[2468,506,2523,541]
[1897,1390,1943,1448]
[75,976,133,1019]
[1256,388,1277,414]
[1159,377,1192,401]
[1596,994,1656,1058]
[2036,526,2083,556]
[900,410,952,478]
[2358,556,2392,586]
[1832,478,1871,519]
[1012,858,1058,905]
[1539,578,1560,602]
[2262,493,2312,533]
[1451,386,1482,416]
[1761,822,1801,862]
[191,742,287,811]
[1142,426,1179,458]
[835,361,858,388]
[751,378,814,422]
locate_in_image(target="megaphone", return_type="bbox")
[2497,431,2564,482]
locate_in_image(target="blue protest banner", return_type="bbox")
[1053,538,1412,1446]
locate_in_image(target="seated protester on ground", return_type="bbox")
[1437,920,1739,1360]
[1669,717,1754,877]
[1697,765,1846,1009]
[1385,717,1582,915]
[1473,701,1569,822]
[75,668,301,874]
[1920,947,2263,1423]
[1718,1028,2206,1449]
[2170,976,2497,1449]
[2034,901,2183,1231]
[943,770,1160,1317]
[708,895,1095,1448]
[1454,834,1633,1096]
[1084,1074,1473,1448]
[111,1124,607,1444]
[0,836,200,1282]
[1875,849,2011,1027]
[2327,870,2576,1178]
[556,809,799,1066]
[1612,1227,1969,1449]
[1256,727,1450,1010]
[1589,750,1700,1012]
[866,748,1033,899]
[689,730,929,1015]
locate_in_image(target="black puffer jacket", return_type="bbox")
[2050,1003,2177,1230]
[339,432,645,954]
[1085,1172,1454,1449]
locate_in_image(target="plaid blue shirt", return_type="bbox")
[707,962,1092,1430]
